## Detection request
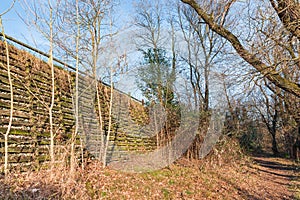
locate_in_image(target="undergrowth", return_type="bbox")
[0,138,297,200]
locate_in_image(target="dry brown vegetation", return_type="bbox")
[0,140,299,200]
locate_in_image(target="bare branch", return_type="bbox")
[181,0,300,97]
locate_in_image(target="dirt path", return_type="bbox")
[248,156,300,200]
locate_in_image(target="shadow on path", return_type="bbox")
[251,154,300,198]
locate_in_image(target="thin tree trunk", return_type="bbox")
[292,124,300,160]
[103,81,113,167]
[96,84,104,161]
[70,0,80,174]
[102,55,114,166]
[101,12,115,167]
[271,108,279,155]
[48,4,55,167]
[0,18,13,177]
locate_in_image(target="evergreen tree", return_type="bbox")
[136,48,176,108]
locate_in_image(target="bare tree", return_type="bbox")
[48,0,55,167]
[181,0,300,97]
[134,0,167,105]
[176,2,228,158]
[134,0,180,149]
[247,2,299,156]
[70,0,80,174]
[55,0,118,166]
[0,0,16,177]
[253,82,280,155]
[269,0,300,41]
[21,0,62,167]
[178,3,228,111]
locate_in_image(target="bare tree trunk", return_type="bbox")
[271,109,279,155]
[102,81,113,167]
[177,3,225,159]
[102,14,115,167]
[70,0,80,174]
[47,3,55,167]
[96,84,104,161]
[0,18,13,177]
[292,125,300,160]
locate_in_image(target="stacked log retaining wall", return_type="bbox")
[0,40,156,171]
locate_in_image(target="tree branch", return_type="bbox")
[181,0,300,97]
[270,0,300,40]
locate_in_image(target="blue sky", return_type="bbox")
[1,0,143,99]
[1,1,33,41]
[0,0,232,103]
[1,0,135,48]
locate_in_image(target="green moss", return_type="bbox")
[101,191,107,197]
[0,146,34,153]
[10,129,31,136]
[185,190,193,195]
[161,188,170,199]
[39,140,50,145]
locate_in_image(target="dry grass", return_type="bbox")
[0,141,299,200]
